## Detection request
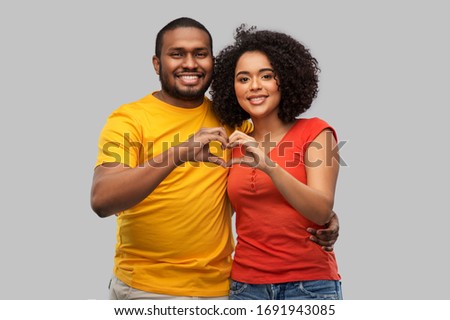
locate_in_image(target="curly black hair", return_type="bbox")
[210,25,320,128]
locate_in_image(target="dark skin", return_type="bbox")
[308,214,339,251]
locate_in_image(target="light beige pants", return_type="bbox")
[109,275,229,300]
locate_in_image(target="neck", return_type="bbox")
[251,115,294,142]
[153,90,204,109]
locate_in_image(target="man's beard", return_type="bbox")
[159,67,211,101]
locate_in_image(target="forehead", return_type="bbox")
[161,27,211,51]
[236,51,272,70]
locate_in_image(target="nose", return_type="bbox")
[250,77,262,91]
[182,54,197,69]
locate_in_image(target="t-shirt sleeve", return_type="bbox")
[303,117,337,146]
[236,120,254,134]
[224,120,254,136]
[94,106,142,168]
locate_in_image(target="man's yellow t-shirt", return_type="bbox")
[95,93,250,296]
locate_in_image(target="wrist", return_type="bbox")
[263,158,278,176]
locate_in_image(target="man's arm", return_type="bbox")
[90,127,228,218]
[307,212,340,252]
[91,148,180,218]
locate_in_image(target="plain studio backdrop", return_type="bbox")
[1,0,448,299]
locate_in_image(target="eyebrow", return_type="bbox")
[168,47,210,51]
[235,68,274,77]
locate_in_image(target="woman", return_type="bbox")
[211,26,342,300]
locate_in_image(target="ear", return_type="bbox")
[152,55,160,75]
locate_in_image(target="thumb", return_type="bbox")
[226,156,257,168]
[207,154,227,168]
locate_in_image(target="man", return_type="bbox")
[91,17,339,300]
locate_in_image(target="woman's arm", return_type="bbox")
[228,129,339,225]
[266,129,339,225]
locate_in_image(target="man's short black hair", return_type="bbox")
[155,17,213,58]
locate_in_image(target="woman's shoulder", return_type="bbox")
[291,117,331,132]
[297,117,330,126]
[292,117,336,141]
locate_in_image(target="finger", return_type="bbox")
[207,155,227,167]
[315,232,339,242]
[309,229,336,252]
[226,156,258,168]
[217,127,228,138]
[309,234,336,245]
[243,141,260,150]
[245,145,262,155]
[229,130,247,140]
[197,128,229,147]
[228,137,249,148]
[316,221,339,237]
[227,157,251,166]
[200,127,228,137]
[316,229,339,240]
[327,211,340,231]
[307,227,318,236]
[201,133,229,149]
[229,131,255,144]
[326,220,339,233]
[228,140,260,152]
[227,139,245,149]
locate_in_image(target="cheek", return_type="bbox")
[270,84,281,103]
[160,61,175,76]
[273,92,281,105]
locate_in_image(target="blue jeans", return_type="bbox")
[229,280,343,300]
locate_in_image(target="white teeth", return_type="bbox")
[180,75,199,80]
[249,97,265,102]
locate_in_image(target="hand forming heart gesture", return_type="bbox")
[175,127,229,167]
[226,130,275,173]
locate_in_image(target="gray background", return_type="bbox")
[1,0,449,299]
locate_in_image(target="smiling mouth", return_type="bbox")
[248,96,267,104]
[177,74,203,85]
